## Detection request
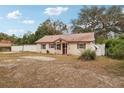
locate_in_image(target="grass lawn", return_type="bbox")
[0,52,124,88]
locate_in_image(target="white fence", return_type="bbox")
[11,45,40,52]
[95,44,105,56]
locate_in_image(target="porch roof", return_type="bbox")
[35,32,95,43]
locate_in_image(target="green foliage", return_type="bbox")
[79,49,96,61]
[16,32,36,45]
[106,35,124,59]
[0,32,11,40]
[9,34,18,43]
[12,19,67,45]
[35,19,67,40]
[0,33,18,44]
[95,36,107,44]
[72,6,124,38]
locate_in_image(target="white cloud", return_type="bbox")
[44,7,68,16]
[21,19,35,24]
[7,10,22,19]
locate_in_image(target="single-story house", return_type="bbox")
[0,40,12,52]
[35,32,97,55]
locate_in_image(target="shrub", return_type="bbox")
[113,42,124,59]
[46,50,49,54]
[79,49,96,61]
[105,36,124,59]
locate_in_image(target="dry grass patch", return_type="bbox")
[0,52,124,87]
[105,60,124,76]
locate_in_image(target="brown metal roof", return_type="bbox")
[35,32,95,43]
[0,40,12,47]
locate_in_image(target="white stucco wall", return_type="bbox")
[23,45,40,52]
[11,45,23,52]
[67,42,105,56]
[40,44,48,53]
[11,45,41,52]
[67,43,82,55]
[11,43,105,56]
[67,42,95,55]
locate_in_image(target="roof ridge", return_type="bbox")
[35,32,95,43]
[44,32,94,37]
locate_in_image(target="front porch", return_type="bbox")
[54,39,68,55]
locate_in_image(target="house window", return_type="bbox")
[77,43,85,49]
[41,44,46,49]
[49,43,55,48]
[57,43,61,50]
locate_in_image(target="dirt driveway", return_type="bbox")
[0,52,124,88]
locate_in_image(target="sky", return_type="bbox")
[0,5,122,37]
[0,5,83,36]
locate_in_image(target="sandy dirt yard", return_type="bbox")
[0,52,124,88]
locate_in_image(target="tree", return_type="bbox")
[0,32,10,40]
[35,19,67,40]
[20,31,35,45]
[10,19,67,45]
[71,6,124,38]
[9,34,18,43]
[15,38,23,45]
[0,33,18,43]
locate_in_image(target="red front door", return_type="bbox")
[62,43,67,55]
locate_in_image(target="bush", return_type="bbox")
[112,42,124,59]
[79,49,96,61]
[46,50,49,54]
[105,36,124,59]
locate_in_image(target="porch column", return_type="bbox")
[61,42,62,54]
[55,42,57,55]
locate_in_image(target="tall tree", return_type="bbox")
[21,31,35,44]
[71,6,124,38]
[35,19,67,40]
[0,32,10,40]
[9,34,18,43]
[12,19,67,45]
